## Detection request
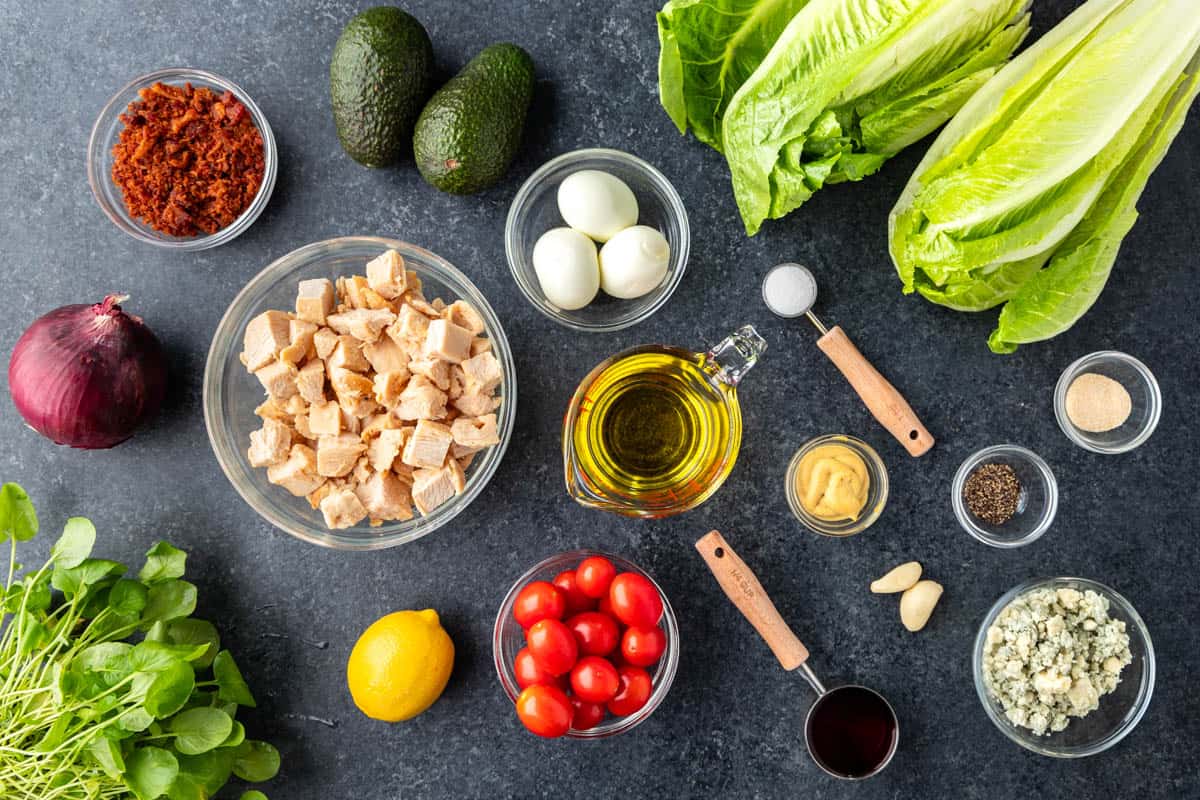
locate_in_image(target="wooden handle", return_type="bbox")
[695,531,809,671]
[816,326,935,457]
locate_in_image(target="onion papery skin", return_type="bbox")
[8,295,167,449]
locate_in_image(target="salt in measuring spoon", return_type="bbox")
[762,263,934,456]
[696,530,899,779]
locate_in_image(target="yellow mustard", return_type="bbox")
[795,444,870,521]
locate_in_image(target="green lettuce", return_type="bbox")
[890,0,1200,353]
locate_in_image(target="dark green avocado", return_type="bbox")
[413,43,535,194]
[330,6,434,168]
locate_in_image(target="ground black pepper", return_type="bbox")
[963,463,1021,525]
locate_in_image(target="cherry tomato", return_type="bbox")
[608,572,663,629]
[552,569,596,615]
[607,665,653,717]
[576,556,617,599]
[597,593,617,618]
[570,696,606,731]
[513,580,567,629]
[569,656,621,703]
[516,684,572,738]
[513,647,563,689]
[525,618,579,676]
[621,626,667,667]
[566,611,620,657]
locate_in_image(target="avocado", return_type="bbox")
[330,7,434,168]
[414,43,535,194]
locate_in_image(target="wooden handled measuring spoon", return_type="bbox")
[762,263,935,456]
[696,530,899,779]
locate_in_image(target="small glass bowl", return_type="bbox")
[973,577,1155,758]
[505,148,689,332]
[1054,351,1161,454]
[952,445,1056,548]
[88,68,278,250]
[785,434,888,537]
[203,236,515,550]
[493,550,679,738]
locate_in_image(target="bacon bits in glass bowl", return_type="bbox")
[493,551,679,738]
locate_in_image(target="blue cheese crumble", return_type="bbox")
[982,587,1131,735]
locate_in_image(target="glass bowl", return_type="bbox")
[505,148,689,332]
[952,445,1057,548]
[973,577,1155,757]
[785,434,888,537]
[1054,351,1161,455]
[88,68,277,250]
[493,550,679,738]
[203,236,516,550]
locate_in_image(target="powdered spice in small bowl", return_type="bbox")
[1054,352,1161,455]
[952,445,1057,549]
[88,68,277,250]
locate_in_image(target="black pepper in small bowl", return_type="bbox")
[963,463,1021,526]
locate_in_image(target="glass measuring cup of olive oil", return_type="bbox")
[563,325,766,518]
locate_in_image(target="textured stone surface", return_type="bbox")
[1,1,1198,797]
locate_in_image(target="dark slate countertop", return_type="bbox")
[2,1,1198,797]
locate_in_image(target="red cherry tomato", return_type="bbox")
[516,684,572,738]
[576,556,617,599]
[569,656,621,703]
[553,570,596,615]
[570,696,606,731]
[525,618,579,676]
[621,626,667,667]
[513,580,566,629]
[608,573,663,629]
[607,665,653,717]
[566,611,620,657]
[597,594,617,618]
[514,647,563,689]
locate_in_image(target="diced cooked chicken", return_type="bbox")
[340,408,362,434]
[242,310,291,372]
[281,319,319,365]
[326,308,396,343]
[296,360,326,404]
[411,466,456,516]
[460,351,503,394]
[284,395,308,416]
[338,275,370,309]
[319,487,368,529]
[254,360,298,401]
[247,418,292,467]
[365,250,408,300]
[395,375,448,421]
[457,451,476,471]
[362,335,409,374]
[447,457,467,494]
[367,428,409,472]
[407,296,442,318]
[327,336,370,372]
[387,304,431,346]
[408,358,451,390]
[361,412,402,439]
[267,444,325,497]
[401,419,453,468]
[313,327,339,360]
[330,366,374,400]
[308,400,341,436]
[453,391,499,417]
[470,337,492,357]
[317,433,367,477]
[338,395,379,419]
[255,397,290,423]
[451,414,500,455]
[355,470,414,521]
[294,412,315,441]
[373,371,409,408]
[353,456,373,484]
[306,482,333,510]
[424,319,473,363]
[443,300,485,335]
[296,278,335,325]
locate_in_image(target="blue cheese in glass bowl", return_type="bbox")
[982,587,1131,736]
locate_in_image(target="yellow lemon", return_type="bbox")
[346,609,454,722]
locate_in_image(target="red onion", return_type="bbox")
[8,294,167,449]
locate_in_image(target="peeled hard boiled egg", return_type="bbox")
[557,170,638,242]
[532,227,600,310]
[598,225,670,300]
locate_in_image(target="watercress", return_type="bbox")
[0,482,278,799]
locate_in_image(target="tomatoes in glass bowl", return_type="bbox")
[494,550,679,739]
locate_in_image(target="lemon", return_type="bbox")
[346,609,454,722]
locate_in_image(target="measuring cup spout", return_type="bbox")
[706,325,767,387]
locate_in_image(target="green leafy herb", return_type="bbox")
[0,483,277,798]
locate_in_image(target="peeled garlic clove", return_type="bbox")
[899,580,943,632]
[870,561,922,594]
